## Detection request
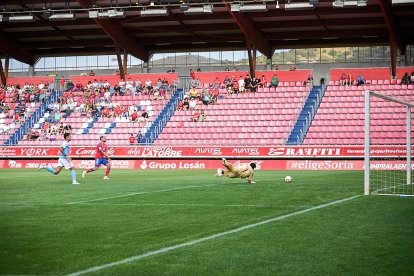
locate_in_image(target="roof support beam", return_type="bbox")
[0,59,6,86]
[390,41,397,78]
[378,0,404,53]
[221,0,272,58]
[76,0,149,62]
[0,31,35,65]
[115,46,125,81]
[4,55,10,79]
[247,43,257,81]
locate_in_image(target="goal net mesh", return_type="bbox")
[365,91,413,196]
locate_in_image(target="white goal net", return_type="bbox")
[364,90,413,196]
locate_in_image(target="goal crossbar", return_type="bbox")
[364,90,412,195]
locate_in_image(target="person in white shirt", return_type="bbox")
[189,98,197,110]
[238,76,245,93]
[37,133,80,185]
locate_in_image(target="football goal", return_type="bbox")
[364,90,413,196]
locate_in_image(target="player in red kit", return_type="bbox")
[82,136,111,180]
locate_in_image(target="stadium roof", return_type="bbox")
[0,0,413,66]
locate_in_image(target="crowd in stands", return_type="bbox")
[0,82,53,134]
[128,131,144,145]
[339,73,365,86]
[25,122,72,141]
[401,71,414,85]
[47,77,177,124]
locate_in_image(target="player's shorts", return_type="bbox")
[95,158,109,167]
[57,158,73,169]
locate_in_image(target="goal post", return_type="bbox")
[364,90,413,196]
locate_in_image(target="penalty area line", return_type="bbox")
[67,194,361,276]
[66,184,219,205]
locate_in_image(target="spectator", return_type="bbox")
[64,106,73,118]
[39,129,47,140]
[191,110,200,122]
[238,76,245,93]
[63,124,72,134]
[89,70,95,76]
[244,74,252,92]
[339,74,347,86]
[189,98,198,110]
[55,111,61,123]
[141,110,149,122]
[232,77,239,94]
[225,67,230,71]
[356,73,365,86]
[202,93,211,105]
[250,77,258,93]
[260,75,267,88]
[131,109,138,121]
[410,71,414,84]
[197,68,201,72]
[401,72,410,85]
[136,131,143,143]
[189,69,195,80]
[289,64,296,71]
[102,107,110,117]
[269,74,279,88]
[346,74,353,86]
[26,128,32,140]
[190,78,200,88]
[60,76,65,90]
[177,100,184,111]
[182,98,190,111]
[31,129,40,140]
[126,78,134,91]
[129,134,136,145]
[274,65,280,71]
[166,67,175,73]
[58,123,65,134]
[198,110,206,122]
[189,87,198,99]
[306,74,313,86]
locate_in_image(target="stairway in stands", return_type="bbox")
[286,85,324,145]
[143,89,184,144]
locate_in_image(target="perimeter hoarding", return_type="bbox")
[0,146,412,158]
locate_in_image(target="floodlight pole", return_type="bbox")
[364,90,370,195]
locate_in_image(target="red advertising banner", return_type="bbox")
[0,146,412,158]
[1,159,412,171]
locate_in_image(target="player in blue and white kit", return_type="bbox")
[38,133,80,185]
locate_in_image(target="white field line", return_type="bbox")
[66,184,220,205]
[76,202,307,208]
[66,177,279,205]
[67,194,361,276]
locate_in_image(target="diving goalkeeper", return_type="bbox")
[216,158,256,184]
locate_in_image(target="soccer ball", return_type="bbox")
[284,176,292,183]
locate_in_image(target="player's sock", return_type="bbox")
[105,167,111,176]
[45,166,56,174]
[71,170,77,182]
[86,168,94,173]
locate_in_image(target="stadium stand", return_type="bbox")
[17,74,178,146]
[154,71,312,146]
[1,78,55,145]
[304,68,414,145]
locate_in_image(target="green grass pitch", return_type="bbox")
[0,169,413,275]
